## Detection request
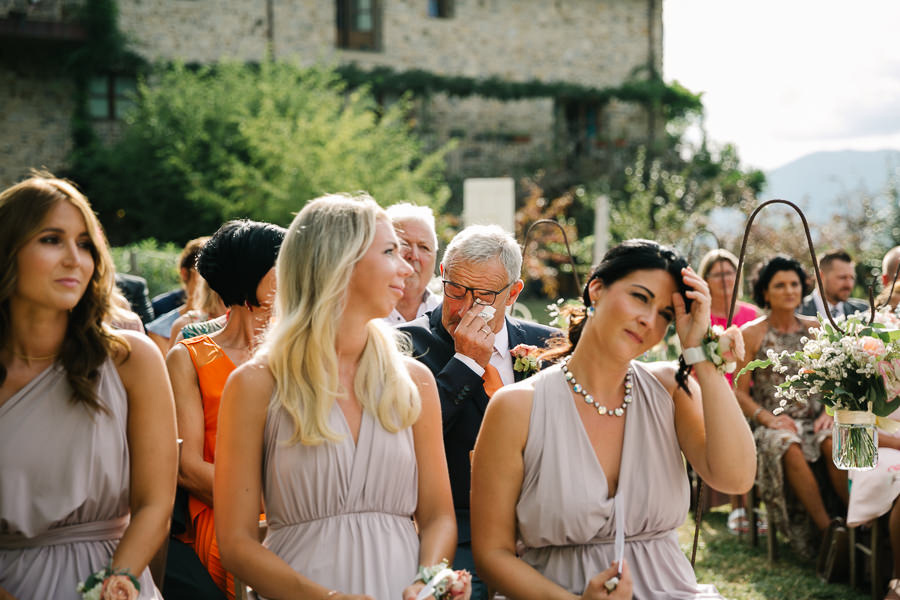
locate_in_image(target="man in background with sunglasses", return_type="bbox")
[398,224,559,598]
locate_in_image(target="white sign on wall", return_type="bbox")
[462,177,515,234]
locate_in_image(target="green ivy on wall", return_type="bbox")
[68,0,145,150]
[335,64,702,119]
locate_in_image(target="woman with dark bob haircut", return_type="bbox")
[166,219,285,599]
[735,255,847,561]
[750,255,812,309]
[471,239,756,599]
[0,174,176,599]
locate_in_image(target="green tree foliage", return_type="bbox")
[71,61,451,244]
[609,143,765,246]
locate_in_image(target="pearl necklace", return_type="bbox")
[561,357,633,417]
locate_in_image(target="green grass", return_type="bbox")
[678,507,869,599]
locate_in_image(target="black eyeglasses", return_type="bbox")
[442,279,512,305]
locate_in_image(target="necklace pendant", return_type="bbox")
[597,405,607,415]
[614,407,624,417]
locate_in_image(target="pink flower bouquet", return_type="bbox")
[77,566,140,600]
[415,559,472,600]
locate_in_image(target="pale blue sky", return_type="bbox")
[663,0,900,171]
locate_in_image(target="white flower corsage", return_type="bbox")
[701,324,746,374]
[414,559,472,600]
[77,565,140,600]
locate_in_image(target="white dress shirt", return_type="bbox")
[384,288,442,325]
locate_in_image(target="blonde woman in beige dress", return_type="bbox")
[471,240,756,599]
[0,175,177,599]
[215,195,457,600]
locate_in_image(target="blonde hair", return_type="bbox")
[698,248,744,299]
[262,193,421,445]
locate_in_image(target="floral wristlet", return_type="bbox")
[77,565,140,600]
[414,559,472,600]
[684,325,745,374]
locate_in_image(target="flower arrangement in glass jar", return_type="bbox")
[739,309,900,470]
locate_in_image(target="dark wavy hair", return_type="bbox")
[751,255,811,308]
[0,174,129,413]
[544,239,693,394]
[196,219,286,308]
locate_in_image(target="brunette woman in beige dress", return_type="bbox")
[471,240,756,599]
[0,175,177,599]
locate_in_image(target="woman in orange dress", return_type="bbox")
[166,220,285,599]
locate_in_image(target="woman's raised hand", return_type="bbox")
[673,266,712,350]
[581,560,633,599]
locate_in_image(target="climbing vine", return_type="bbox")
[335,64,702,120]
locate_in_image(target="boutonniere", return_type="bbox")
[511,344,542,376]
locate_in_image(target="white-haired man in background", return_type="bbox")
[384,203,441,324]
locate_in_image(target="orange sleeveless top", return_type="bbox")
[180,335,235,521]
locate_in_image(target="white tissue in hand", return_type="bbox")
[477,306,496,319]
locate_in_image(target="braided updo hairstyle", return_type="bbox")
[543,239,694,394]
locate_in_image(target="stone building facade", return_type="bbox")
[1,0,662,188]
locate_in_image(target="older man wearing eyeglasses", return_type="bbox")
[398,224,559,598]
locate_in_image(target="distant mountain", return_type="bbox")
[761,150,900,221]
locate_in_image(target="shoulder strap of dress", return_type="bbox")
[179,335,224,372]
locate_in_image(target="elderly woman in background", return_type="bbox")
[0,174,176,599]
[697,248,760,533]
[165,220,285,600]
[216,194,456,599]
[734,255,846,560]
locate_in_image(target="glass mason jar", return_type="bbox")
[832,410,878,471]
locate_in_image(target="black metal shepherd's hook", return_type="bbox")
[685,227,723,266]
[690,198,848,567]
[516,219,582,313]
[729,199,845,332]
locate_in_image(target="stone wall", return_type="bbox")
[0,0,660,189]
[118,0,661,86]
[116,0,661,178]
[0,67,76,188]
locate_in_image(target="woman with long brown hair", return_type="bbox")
[0,174,177,599]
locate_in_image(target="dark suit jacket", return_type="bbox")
[115,272,155,324]
[798,293,869,319]
[398,303,559,541]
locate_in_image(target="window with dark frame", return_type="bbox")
[563,100,601,157]
[336,0,378,51]
[427,0,453,18]
[87,75,137,121]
